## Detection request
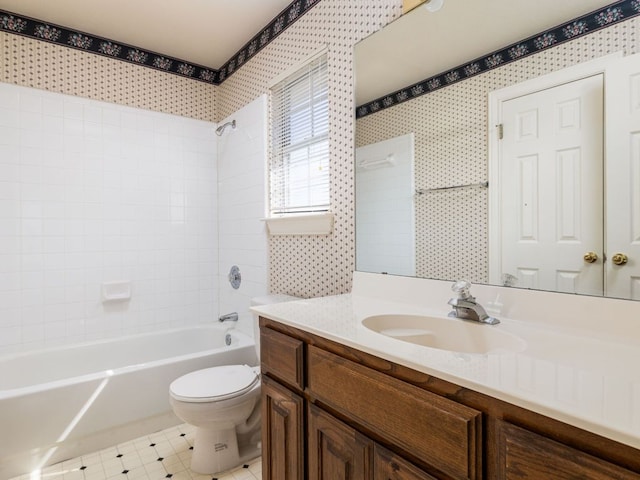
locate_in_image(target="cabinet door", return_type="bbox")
[374,444,437,480]
[497,421,640,479]
[308,404,373,480]
[261,375,304,480]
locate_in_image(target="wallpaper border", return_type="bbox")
[356,0,639,118]
[0,0,321,85]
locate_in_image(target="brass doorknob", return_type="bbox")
[583,252,598,263]
[612,253,628,265]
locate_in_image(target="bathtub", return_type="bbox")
[0,325,257,479]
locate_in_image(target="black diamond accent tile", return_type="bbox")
[180,433,186,437]
[189,446,193,450]
[121,469,129,474]
[243,464,249,468]
[116,454,123,458]
[79,466,87,470]
[157,457,164,462]
[149,443,156,447]
[165,475,173,478]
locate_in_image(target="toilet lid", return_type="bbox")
[170,365,259,403]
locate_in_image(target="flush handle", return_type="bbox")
[583,251,598,264]
[612,253,628,266]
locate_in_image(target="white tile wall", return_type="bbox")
[355,133,415,276]
[0,82,218,353]
[216,95,269,341]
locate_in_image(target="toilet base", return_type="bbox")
[190,427,240,474]
[189,425,261,475]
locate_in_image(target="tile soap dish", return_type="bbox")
[102,280,132,302]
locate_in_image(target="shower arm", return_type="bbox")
[215,119,236,136]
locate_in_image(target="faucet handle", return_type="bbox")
[451,279,472,299]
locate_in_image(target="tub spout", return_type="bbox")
[219,312,238,323]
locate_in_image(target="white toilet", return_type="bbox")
[169,294,299,474]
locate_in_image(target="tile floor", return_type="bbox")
[9,424,262,480]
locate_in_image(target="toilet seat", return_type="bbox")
[170,365,259,403]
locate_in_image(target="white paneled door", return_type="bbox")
[605,53,640,300]
[499,75,604,295]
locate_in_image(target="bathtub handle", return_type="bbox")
[219,312,239,323]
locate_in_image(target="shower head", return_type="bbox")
[215,119,236,136]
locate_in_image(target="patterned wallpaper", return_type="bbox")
[0,31,215,121]
[216,0,402,298]
[356,17,640,283]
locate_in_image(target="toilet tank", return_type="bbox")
[250,294,300,360]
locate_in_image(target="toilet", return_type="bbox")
[169,294,299,474]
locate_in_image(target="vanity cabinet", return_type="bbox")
[259,318,640,480]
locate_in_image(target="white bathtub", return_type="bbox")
[0,325,257,479]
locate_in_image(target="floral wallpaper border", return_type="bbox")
[356,0,639,118]
[0,0,320,85]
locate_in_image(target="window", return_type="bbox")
[270,54,329,216]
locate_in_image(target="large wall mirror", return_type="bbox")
[354,0,640,300]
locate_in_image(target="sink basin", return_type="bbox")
[362,314,526,354]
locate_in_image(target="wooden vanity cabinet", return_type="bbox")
[259,318,640,480]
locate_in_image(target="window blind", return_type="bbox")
[270,54,329,215]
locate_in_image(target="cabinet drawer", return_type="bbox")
[260,326,304,391]
[307,346,482,480]
[497,421,640,479]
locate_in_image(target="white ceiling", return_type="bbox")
[0,0,293,69]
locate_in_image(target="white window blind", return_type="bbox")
[270,54,329,215]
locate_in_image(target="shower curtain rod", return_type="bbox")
[415,181,488,195]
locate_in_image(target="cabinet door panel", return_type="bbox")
[308,404,373,480]
[374,445,437,480]
[261,375,304,480]
[497,421,640,480]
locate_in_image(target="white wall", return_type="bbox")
[216,95,269,339]
[0,83,218,353]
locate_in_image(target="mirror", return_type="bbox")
[354,0,640,300]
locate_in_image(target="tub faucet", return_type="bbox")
[219,312,239,323]
[447,280,499,325]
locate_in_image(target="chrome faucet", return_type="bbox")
[219,312,239,323]
[447,280,499,325]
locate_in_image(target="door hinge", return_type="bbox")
[497,123,504,140]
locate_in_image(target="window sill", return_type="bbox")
[264,212,334,236]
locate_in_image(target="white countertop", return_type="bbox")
[252,272,640,450]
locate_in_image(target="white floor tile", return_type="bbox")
[8,424,261,480]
